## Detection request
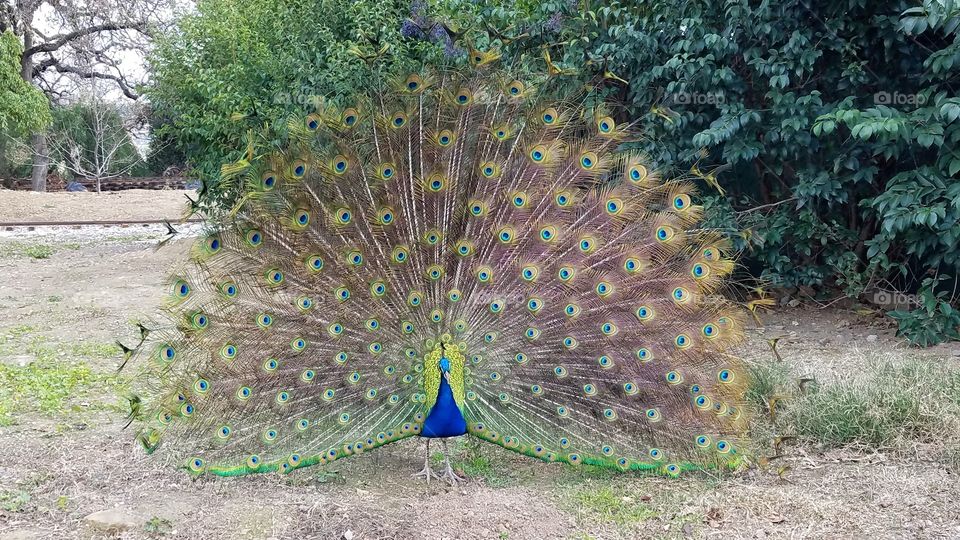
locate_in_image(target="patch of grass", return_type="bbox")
[145,516,174,536]
[0,490,31,512]
[0,327,122,425]
[70,342,120,359]
[3,325,37,340]
[0,360,99,425]
[23,244,53,259]
[47,295,63,303]
[782,359,960,449]
[573,485,658,527]
[454,438,515,487]
[0,241,82,259]
[746,361,793,411]
[945,445,960,472]
[313,470,344,484]
[568,464,617,481]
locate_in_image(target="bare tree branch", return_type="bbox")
[23,21,147,56]
[35,57,140,99]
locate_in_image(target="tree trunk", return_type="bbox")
[21,22,50,192]
[30,132,48,191]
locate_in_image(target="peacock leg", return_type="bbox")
[411,438,439,483]
[440,439,466,486]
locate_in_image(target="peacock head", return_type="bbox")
[439,357,451,373]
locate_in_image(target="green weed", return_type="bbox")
[0,490,31,512]
[23,244,53,259]
[0,327,122,425]
[573,485,658,527]
[145,516,173,536]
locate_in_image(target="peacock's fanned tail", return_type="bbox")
[132,67,751,477]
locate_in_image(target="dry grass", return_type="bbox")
[746,349,960,470]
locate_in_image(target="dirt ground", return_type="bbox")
[1,191,959,539]
[0,189,192,223]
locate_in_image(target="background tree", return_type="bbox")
[146,0,442,209]
[0,29,50,181]
[47,79,148,191]
[0,0,178,191]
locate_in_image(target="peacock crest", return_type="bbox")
[129,64,751,480]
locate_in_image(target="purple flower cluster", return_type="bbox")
[400,19,424,39]
[545,12,564,33]
[399,0,464,58]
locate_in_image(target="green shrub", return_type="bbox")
[889,276,960,346]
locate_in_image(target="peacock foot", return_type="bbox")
[441,460,466,486]
[411,463,440,483]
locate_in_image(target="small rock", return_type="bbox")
[83,508,141,533]
[788,299,801,308]
[866,334,878,342]
[1,355,31,367]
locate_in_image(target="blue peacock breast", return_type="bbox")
[421,374,467,438]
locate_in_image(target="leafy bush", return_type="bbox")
[889,276,960,346]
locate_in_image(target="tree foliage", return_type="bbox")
[146,0,442,208]
[0,31,50,135]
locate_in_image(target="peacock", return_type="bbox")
[127,59,751,485]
